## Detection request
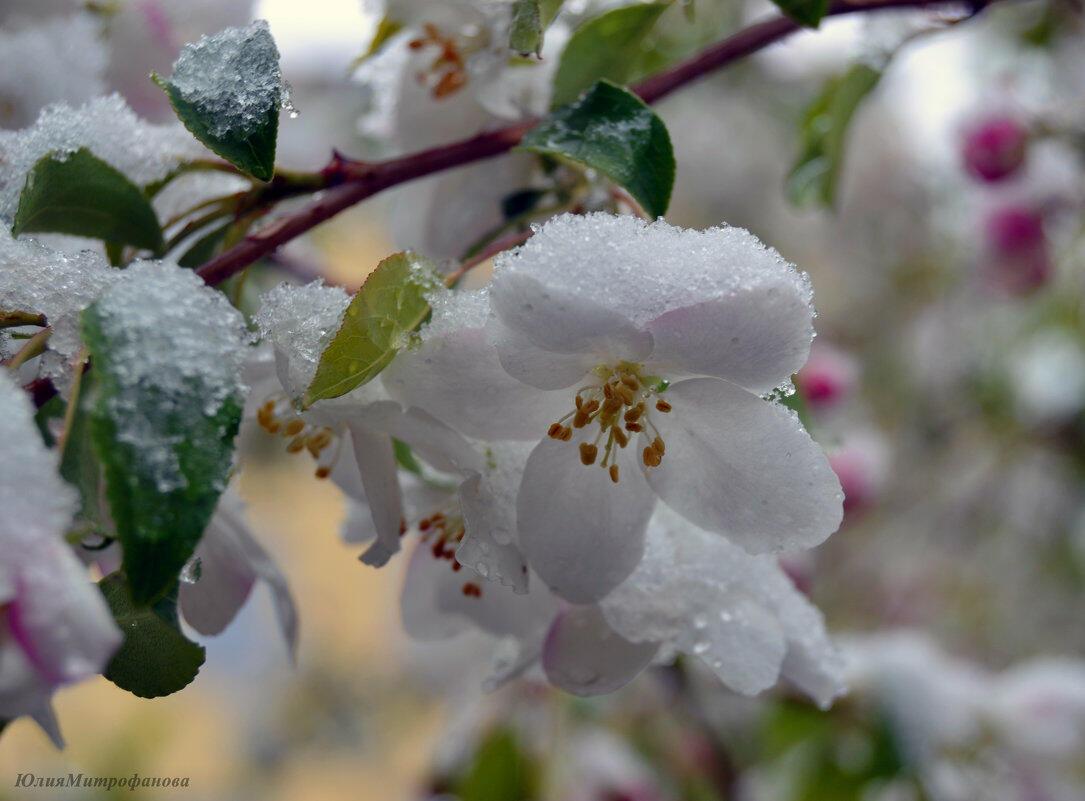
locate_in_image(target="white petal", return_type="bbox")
[490,270,652,363]
[458,474,529,594]
[645,378,842,554]
[601,507,840,703]
[383,319,569,439]
[518,437,655,603]
[9,542,121,685]
[400,541,555,641]
[353,425,406,567]
[0,626,58,741]
[645,288,813,394]
[352,401,483,476]
[491,316,602,391]
[542,606,657,696]
[180,492,299,662]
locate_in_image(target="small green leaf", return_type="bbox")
[12,149,164,253]
[521,80,674,219]
[771,0,829,28]
[304,252,442,406]
[786,64,881,209]
[60,370,108,535]
[82,298,243,606]
[551,3,668,107]
[393,439,425,476]
[154,21,282,181]
[455,728,540,801]
[509,0,565,56]
[350,15,405,70]
[99,573,206,699]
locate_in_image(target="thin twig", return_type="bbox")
[195,0,1001,287]
[445,227,536,287]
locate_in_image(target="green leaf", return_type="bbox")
[393,438,424,476]
[509,0,565,56]
[770,0,829,28]
[11,149,164,253]
[520,80,674,219]
[455,728,539,801]
[154,22,281,181]
[60,369,108,535]
[304,252,442,406]
[551,3,668,107]
[81,305,243,606]
[99,573,206,699]
[786,64,881,209]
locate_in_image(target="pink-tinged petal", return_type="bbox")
[491,316,602,391]
[518,437,655,604]
[490,271,652,364]
[383,320,570,438]
[0,627,62,746]
[645,378,842,554]
[180,492,299,663]
[8,541,121,686]
[354,425,406,567]
[646,288,813,394]
[542,606,657,696]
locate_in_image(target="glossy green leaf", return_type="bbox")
[177,221,231,268]
[304,252,442,406]
[11,149,164,252]
[509,0,565,56]
[771,0,829,28]
[99,574,206,699]
[521,80,674,219]
[154,22,281,181]
[787,64,881,209]
[551,2,668,107]
[82,306,243,605]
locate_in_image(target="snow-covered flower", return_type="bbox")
[392,434,842,705]
[252,280,481,567]
[0,370,122,746]
[386,213,843,603]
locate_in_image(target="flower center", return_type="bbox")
[407,23,481,99]
[415,507,483,598]
[256,395,341,480]
[546,362,671,484]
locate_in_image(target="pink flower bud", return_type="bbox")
[962,116,1028,183]
[984,206,1051,296]
[828,434,889,518]
[796,343,858,411]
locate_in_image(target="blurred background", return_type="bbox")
[1,0,1084,799]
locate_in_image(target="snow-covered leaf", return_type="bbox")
[81,264,248,605]
[521,81,674,218]
[155,21,282,181]
[12,149,164,253]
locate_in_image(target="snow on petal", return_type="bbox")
[645,378,843,554]
[518,436,654,604]
[541,605,658,697]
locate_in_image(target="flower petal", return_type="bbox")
[383,317,570,438]
[645,288,813,393]
[542,606,658,697]
[179,491,299,662]
[518,437,655,603]
[8,541,121,686]
[490,315,602,391]
[645,378,842,553]
[354,424,406,567]
[351,401,483,476]
[458,474,529,594]
[490,270,652,363]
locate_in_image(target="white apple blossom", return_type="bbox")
[0,370,122,746]
[386,213,843,603]
[253,280,481,567]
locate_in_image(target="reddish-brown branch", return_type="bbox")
[196,0,999,287]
